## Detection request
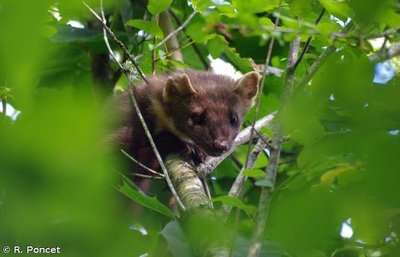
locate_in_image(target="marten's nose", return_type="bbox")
[214,139,229,152]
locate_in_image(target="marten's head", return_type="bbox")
[156,70,260,157]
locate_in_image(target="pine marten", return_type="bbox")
[108,70,260,180]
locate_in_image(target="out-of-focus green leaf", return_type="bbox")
[223,46,253,73]
[213,196,257,218]
[233,0,280,13]
[191,0,213,12]
[126,19,164,39]
[320,161,362,185]
[290,0,312,17]
[255,178,274,187]
[383,10,400,27]
[316,22,340,37]
[253,152,269,169]
[234,235,283,257]
[243,168,265,178]
[186,21,209,43]
[0,87,13,99]
[147,0,173,15]
[286,175,308,190]
[319,0,353,21]
[207,35,226,58]
[216,4,237,18]
[52,25,103,43]
[348,0,395,26]
[259,17,274,27]
[116,180,174,218]
[161,220,194,257]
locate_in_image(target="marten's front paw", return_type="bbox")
[191,146,208,165]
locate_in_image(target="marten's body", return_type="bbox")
[108,70,260,178]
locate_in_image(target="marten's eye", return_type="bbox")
[191,114,205,125]
[230,115,238,125]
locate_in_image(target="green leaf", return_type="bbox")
[259,17,274,27]
[319,0,353,21]
[0,87,13,99]
[52,25,104,43]
[320,161,363,186]
[161,220,194,257]
[384,10,400,27]
[216,4,237,18]
[116,179,174,218]
[286,175,308,190]
[191,0,213,12]
[253,154,269,169]
[207,35,226,58]
[147,0,173,15]
[316,22,340,37]
[290,0,312,17]
[223,46,253,72]
[243,168,265,178]
[213,196,257,218]
[255,178,274,187]
[233,0,280,13]
[186,21,208,43]
[126,19,164,39]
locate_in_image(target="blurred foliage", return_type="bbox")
[1,0,400,256]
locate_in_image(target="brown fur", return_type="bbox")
[107,70,260,182]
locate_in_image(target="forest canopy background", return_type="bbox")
[1,0,400,257]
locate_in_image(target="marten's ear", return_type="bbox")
[163,74,197,101]
[234,71,260,105]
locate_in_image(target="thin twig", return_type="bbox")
[134,11,197,61]
[128,90,186,210]
[159,11,184,62]
[169,9,209,69]
[369,41,400,63]
[154,11,197,54]
[100,1,124,71]
[84,2,148,83]
[1,98,6,122]
[295,23,353,90]
[293,8,325,71]
[228,25,398,41]
[151,35,156,74]
[132,173,164,180]
[121,149,164,178]
[243,9,281,171]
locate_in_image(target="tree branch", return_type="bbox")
[169,9,209,69]
[369,41,400,63]
[221,139,268,217]
[155,11,197,55]
[159,11,184,62]
[165,154,229,256]
[247,37,301,257]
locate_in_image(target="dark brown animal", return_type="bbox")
[107,70,260,180]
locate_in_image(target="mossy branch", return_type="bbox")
[165,154,229,257]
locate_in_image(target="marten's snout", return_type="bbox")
[213,139,229,152]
